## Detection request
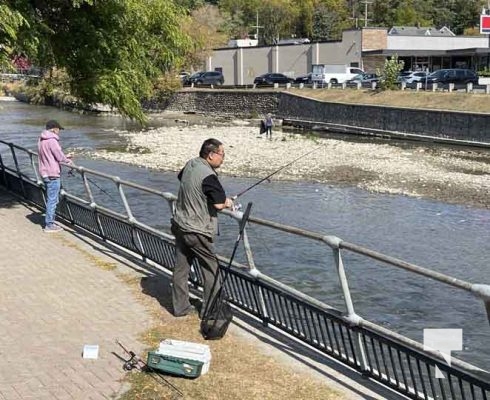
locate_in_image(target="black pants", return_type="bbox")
[171,223,221,317]
[265,126,272,137]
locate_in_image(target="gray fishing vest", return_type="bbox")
[173,157,219,239]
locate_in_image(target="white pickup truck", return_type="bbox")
[311,64,364,84]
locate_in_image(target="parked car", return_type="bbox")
[253,73,294,85]
[294,73,313,84]
[396,71,413,82]
[425,69,478,85]
[177,71,190,82]
[346,73,379,84]
[401,71,428,84]
[184,71,224,85]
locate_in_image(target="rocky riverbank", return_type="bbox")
[91,115,490,209]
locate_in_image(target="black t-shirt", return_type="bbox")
[202,174,226,204]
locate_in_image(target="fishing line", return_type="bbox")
[67,169,119,203]
[233,144,324,200]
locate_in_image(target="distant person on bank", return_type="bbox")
[264,113,274,139]
[38,119,72,233]
[171,138,234,317]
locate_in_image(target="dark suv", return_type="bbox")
[425,69,478,85]
[185,71,224,86]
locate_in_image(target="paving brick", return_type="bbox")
[0,190,150,399]
[0,388,21,400]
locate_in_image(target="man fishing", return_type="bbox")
[171,138,234,318]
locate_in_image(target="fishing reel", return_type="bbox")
[232,202,242,212]
[123,351,143,371]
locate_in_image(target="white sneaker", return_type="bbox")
[44,224,63,233]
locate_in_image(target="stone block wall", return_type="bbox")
[164,90,281,117]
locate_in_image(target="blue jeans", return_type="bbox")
[43,178,61,227]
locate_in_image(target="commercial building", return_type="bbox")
[207,27,490,85]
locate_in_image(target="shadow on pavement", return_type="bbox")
[140,274,203,317]
[0,188,26,209]
[140,274,174,315]
[25,210,44,226]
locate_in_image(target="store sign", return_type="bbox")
[480,14,490,34]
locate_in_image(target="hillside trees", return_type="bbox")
[312,0,350,41]
[260,0,299,44]
[3,0,191,123]
[181,4,229,68]
[371,0,485,31]
[450,0,483,34]
[218,0,486,41]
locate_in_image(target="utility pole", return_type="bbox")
[361,0,372,28]
[251,11,263,43]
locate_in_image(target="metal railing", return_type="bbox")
[1,139,489,400]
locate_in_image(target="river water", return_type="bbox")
[1,99,489,370]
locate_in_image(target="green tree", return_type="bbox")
[258,0,299,45]
[218,0,262,39]
[4,0,190,123]
[295,0,314,39]
[174,0,205,12]
[377,54,404,90]
[182,4,229,69]
[312,0,349,41]
[0,5,27,69]
[451,0,482,34]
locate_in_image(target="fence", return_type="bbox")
[1,139,489,400]
[185,81,490,94]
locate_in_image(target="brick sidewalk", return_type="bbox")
[0,190,152,400]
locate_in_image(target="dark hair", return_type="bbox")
[199,138,222,158]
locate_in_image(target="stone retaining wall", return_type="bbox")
[163,90,280,118]
[163,90,489,144]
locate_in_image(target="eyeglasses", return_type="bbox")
[213,151,225,158]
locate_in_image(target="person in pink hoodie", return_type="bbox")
[38,120,72,233]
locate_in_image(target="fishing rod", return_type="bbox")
[68,169,119,202]
[233,144,324,200]
[115,339,183,398]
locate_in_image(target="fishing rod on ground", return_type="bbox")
[232,144,325,202]
[115,339,183,398]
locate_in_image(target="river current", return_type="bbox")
[1,99,489,369]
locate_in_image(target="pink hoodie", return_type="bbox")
[38,130,71,178]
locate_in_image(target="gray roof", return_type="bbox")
[388,26,455,37]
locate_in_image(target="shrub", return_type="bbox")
[478,67,490,77]
[377,55,404,90]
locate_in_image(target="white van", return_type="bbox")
[312,64,364,84]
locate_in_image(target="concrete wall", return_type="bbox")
[163,90,490,144]
[278,93,489,143]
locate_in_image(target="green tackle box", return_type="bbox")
[147,351,204,378]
